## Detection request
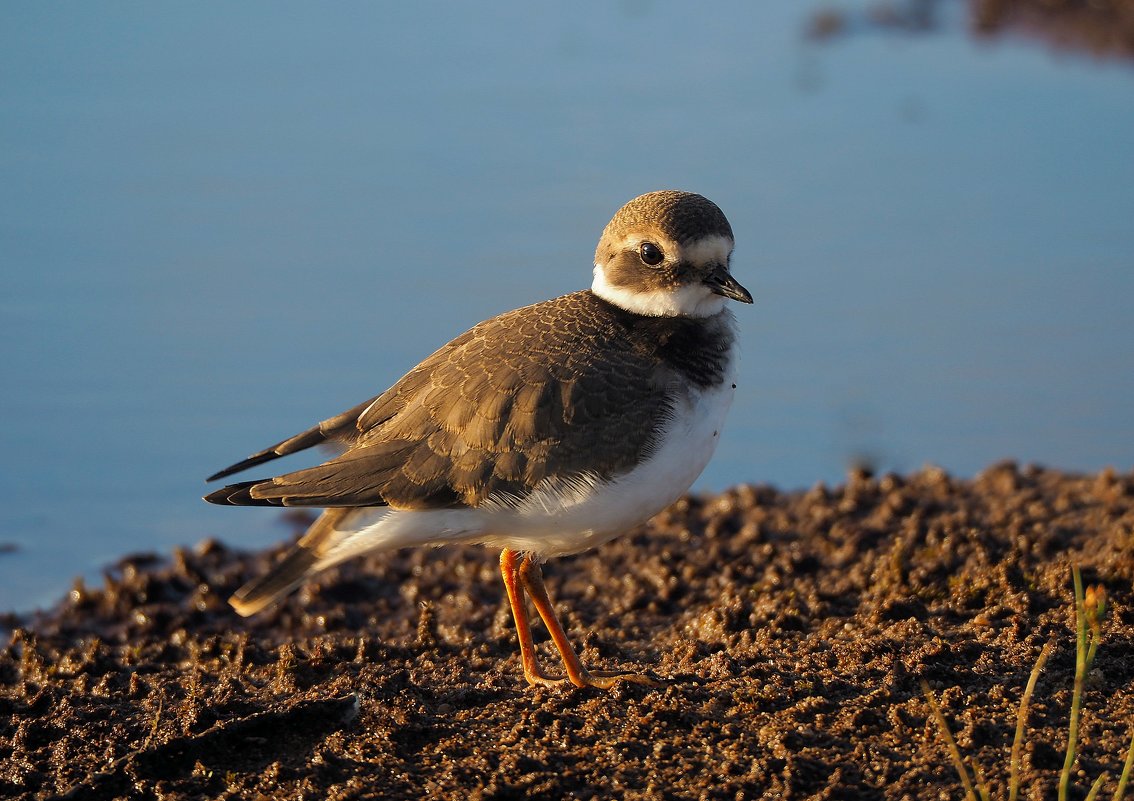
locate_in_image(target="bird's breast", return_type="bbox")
[477,339,739,557]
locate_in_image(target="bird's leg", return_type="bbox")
[517,553,659,690]
[499,548,563,687]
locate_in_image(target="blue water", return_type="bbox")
[2,3,1132,612]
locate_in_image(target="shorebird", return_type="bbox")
[205,190,751,689]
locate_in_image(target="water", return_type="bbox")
[2,3,1132,612]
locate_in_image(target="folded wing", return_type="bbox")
[204,292,675,511]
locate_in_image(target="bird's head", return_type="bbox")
[592,190,752,318]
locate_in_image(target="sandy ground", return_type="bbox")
[7,3,1134,796]
[3,462,1134,800]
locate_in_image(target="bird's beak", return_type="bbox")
[704,265,753,304]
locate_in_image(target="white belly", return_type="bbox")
[477,374,737,556]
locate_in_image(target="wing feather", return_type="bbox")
[204,292,679,511]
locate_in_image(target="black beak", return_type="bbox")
[704,265,753,304]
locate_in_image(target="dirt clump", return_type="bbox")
[3,461,1134,799]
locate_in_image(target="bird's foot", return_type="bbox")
[575,669,661,690]
[524,666,661,690]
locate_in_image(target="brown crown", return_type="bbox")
[599,191,734,250]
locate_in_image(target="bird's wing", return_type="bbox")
[204,327,480,483]
[204,292,677,510]
[204,394,379,482]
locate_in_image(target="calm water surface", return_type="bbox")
[2,3,1133,611]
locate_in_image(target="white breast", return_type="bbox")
[480,366,738,557]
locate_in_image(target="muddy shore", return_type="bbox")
[3,462,1134,800]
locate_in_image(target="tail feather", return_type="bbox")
[229,546,319,616]
[226,503,447,618]
[228,507,355,616]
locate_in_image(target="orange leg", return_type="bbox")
[499,549,561,687]
[505,550,658,690]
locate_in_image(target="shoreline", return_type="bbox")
[4,461,1134,799]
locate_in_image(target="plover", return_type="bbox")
[205,190,751,689]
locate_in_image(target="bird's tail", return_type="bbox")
[228,505,451,616]
[229,507,353,616]
[230,545,320,616]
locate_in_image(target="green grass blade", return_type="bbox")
[1010,640,1054,801]
[923,680,978,801]
[1088,773,1111,801]
[1114,728,1134,801]
[1060,566,1088,801]
[972,759,991,801]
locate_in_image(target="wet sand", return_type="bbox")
[3,462,1134,800]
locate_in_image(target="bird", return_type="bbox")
[204,190,752,689]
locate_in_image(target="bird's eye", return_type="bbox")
[638,242,664,266]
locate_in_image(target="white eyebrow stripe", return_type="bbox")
[614,233,733,267]
[679,234,733,265]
